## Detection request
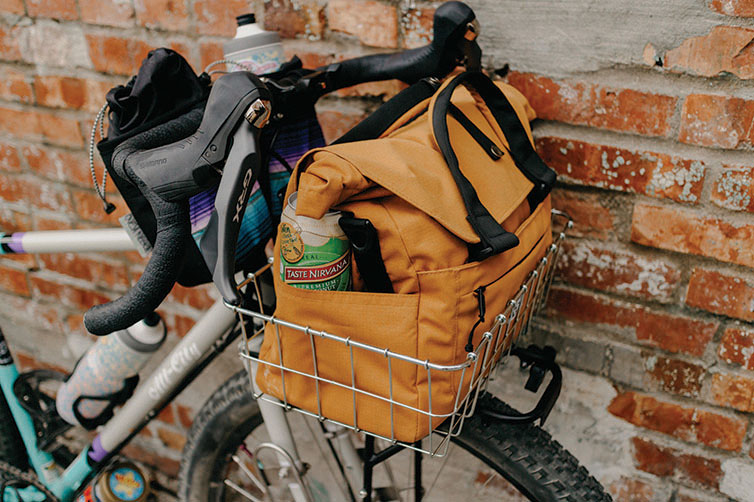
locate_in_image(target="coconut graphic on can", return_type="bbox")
[280,192,351,291]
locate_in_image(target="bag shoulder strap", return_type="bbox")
[431,71,556,261]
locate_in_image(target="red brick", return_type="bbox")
[537,137,706,203]
[79,0,134,27]
[550,190,614,239]
[264,0,325,39]
[0,68,32,104]
[0,0,24,14]
[33,214,72,230]
[121,443,179,477]
[30,276,110,311]
[15,351,67,374]
[199,41,223,72]
[34,76,113,113]
[710,0,754,17]
[632,204,754,268]
[0,174,73,212]
[328,0,399,49]
[176,404,192,428]
[665,26,754,79]
[169,283,215,310]
[507,72,677,137]
[719,326,754,369]
[557,241,680,302]
[134,0,189,31]
[38,254,129,289]
[608,392,746,451]
[71,189,127,224]
[22,145,91,187]
[548,288,717,356]
[40,113,85,148]
[403,6,436,49]
[317,108,368,144]
[0,143,21,173]
[679,94,754,149]
[156,404,175,425]
[0,25,21,62]
[160,311,195,338]
[86,34,153,76]
[608,477,654,502]
[632,437,722,489]
[0,107,41,140]
[0,107,83,147]
[645,356,705,397]
[0,263,29,296]
[194,0,250,37]
[686,268,754,322]
[25,0,76,20]
[710,372,754,412]
[712,164,754,213]
[156,426,186,451]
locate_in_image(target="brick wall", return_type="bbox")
[1,0,753,500]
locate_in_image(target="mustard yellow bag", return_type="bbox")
[256,71,557,443]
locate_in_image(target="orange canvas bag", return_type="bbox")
[256,71,557,443]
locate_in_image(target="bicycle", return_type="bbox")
[0,3,612,501]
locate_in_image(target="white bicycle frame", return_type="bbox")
[0,228,336,502]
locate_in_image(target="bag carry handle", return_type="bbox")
[432,71,557,261]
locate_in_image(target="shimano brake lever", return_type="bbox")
[200,98,271,305]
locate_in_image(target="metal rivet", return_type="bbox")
[490,144,503,159]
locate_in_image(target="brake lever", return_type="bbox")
[200,99,272,305]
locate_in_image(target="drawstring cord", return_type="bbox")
[89,103,116,214]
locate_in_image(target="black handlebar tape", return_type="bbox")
[83,114,200,336]
[320,1,475,90]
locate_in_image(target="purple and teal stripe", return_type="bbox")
[0,233,25,254]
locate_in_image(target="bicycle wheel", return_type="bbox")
[0,390,28,470]
[178,370,611,502]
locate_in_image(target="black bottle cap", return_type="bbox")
[142,311,162,327]
[236,13,256,26]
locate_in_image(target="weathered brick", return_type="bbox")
[686,268,754,322]
[679,94,754,149]
[168,283,215,310]
[719,326,754,369]
[0,143,21,173]
[403,6,435,49]
[632,437,722,489]
[71,189,127,224]
[22,145,91,187]
[548,288,717,356]
[0,107,83,147]
[34,75,113,113]
[710,0,754,17]
[0,68,32,104]
[317,108,368,144]
[199,41,223,72]
[25,0,77,20]
[664,26,754,79]
[328,0,399,49]
[194,0,249,37]
[86,34,153,75]
[38,254,129,289]
[645,356,705,397]
[507,72,677,137]
[632,204,754,268]
[710,372,754,412]
[15,351,67,373]
[29,276,110,311]
[156,404,175,425]
[121,443,179,477]
[712,165,754,213]
[0,25,21,62]
[537,137,706,203]
[79,0,134,27]
[0,0,24,14]
[556,241,680,301]
[608,392,747,451]
[264,0,325,39]
[134,0,189,31]
[156,426,186,451]
[550,190,614,239]
[0,263,29,296]
[176,404,193,428]
[608,477,654,502]
[0,174,73,212]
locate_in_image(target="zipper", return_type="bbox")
[465,286,487,352]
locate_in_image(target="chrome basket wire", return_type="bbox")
[227,210,572,457]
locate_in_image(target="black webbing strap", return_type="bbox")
[432,71,556,261]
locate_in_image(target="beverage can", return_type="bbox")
[279,193,351,291]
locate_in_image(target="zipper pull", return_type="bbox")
[465,286,487,353]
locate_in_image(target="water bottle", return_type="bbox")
[223,13,286,75]
[56,313,166,428]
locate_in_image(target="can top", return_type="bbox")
[97,462,149,502]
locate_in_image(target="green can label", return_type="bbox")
[280,220,351,291]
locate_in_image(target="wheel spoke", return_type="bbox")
[232,453,268,494]
[224,479,265,502]
[421,442,454,500]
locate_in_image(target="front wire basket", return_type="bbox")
[228,210,572,457]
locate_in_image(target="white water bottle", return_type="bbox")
[56,313,166,428]
[223,13,286,75]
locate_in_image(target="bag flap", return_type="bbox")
[291,82,538,244]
